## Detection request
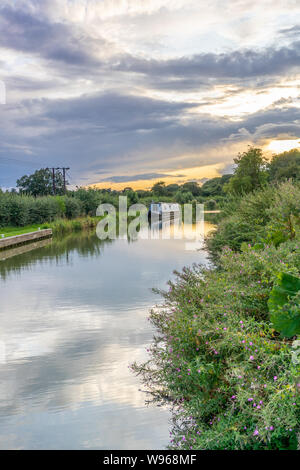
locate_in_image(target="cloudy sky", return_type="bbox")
[0,0,299,189]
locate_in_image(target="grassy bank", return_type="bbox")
[0,216,101,238]
[42,216,100,235]
[133,181,300,450]
[0,211,142,238]
[1,224,45,237]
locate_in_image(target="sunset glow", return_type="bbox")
[266,139,300,154]
[0,1,299,189]
[91,164,223,190]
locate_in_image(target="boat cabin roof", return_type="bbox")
[150,202,180,211]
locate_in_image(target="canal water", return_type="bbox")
[0,222,213,449]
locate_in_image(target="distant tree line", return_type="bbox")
[1,147,299,227]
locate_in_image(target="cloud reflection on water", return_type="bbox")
[0,224,212,449]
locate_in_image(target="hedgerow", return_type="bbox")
[133,181,300,450]
[0,193,85,227]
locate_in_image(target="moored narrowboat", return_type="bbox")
[148,202,181,222]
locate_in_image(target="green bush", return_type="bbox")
[27,197,62,224]
[3,195,30,226]
[207,182,300,261]
[175,191,193,204]
[133,240,300,449]
[73,188,102,215]
[205,199,217,210]
[264,182,300,246]
[0,192,85,227]
[64,196,83,219]
[268,272,300,337]
[71,220,83,231]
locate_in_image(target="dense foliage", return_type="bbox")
[3,146,300,230]
[201,174,232,197]
[16,168,66,196]
[0,192,84,227]
[2,146,300,449]
[268,149,300,182]
[132,181,300,450]
[0,181,226,228]
[207,181,300,261]
[268,273,300,338]
[224,147,268,195]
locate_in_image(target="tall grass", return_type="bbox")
[42,216,99,235]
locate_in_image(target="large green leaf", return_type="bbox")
[268,272,300,337]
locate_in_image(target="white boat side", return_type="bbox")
[148,202,181,219]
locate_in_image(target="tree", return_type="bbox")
[201,174,232,197]
[16,168,66,196]
[268,148,300,182]
[136,189,151,198]
[74,188,102,215]
[165,184,180,196]
[175,190,193,204]
[151,181,167,197]
[225,147,268,195]
[181,181,201,196]
[205,199,217,210]
[125,189,139,205]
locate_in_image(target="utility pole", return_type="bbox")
[52,168,56,195]
[46,168,56,195]
[62,167,70,194]
[46,167,70,195]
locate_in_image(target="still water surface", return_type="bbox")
[0,223,213,449]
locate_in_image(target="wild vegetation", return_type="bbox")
[1,146,299,448]
[132,148,300,450]
[2,147,300,231]
[207,181,300,262]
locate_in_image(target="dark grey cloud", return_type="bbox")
[279,25,300,38]
[100,172,185,183]
[1,4,299,90]
[6,76,62,92]
[116,41,300,80]
[0,2,299,188]
[1,88,299,188]
[220,163,235,175]
[239,106,300,135]
[29,92,198,132]
[0,6,104,67]
[143,76,212,92]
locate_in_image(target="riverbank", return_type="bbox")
[1,224,47,238]
[133,181,300,450]
[0,229,52,251]
[0,216,101,239]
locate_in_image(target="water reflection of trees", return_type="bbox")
[0,232,114,280]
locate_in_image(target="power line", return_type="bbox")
[0,163,73,192]
[62,167,70,193]
[66,170,77,187]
